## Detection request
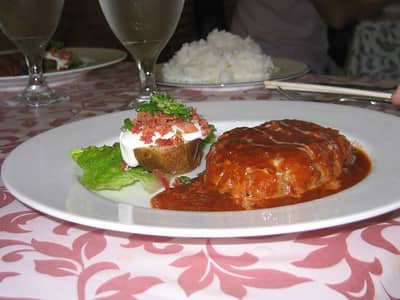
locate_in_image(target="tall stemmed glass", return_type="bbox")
[0,0,67,108]
[98,0,185,108]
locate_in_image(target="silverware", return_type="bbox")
[276,87,397,108]
[265,81,392,102]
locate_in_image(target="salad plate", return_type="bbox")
[2,100,400,238]
[156,57,309,90]
[0,47,127,91]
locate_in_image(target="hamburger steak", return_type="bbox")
[203,120,354,209]
[151,119,365,211]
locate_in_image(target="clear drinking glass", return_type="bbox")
[98,0,185,108]
[0,0,67,108]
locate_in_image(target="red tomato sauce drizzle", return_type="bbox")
[151,148,371,211]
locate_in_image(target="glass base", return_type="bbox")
[2,88,69,108]
[122,94,151,110]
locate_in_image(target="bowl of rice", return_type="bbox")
[157,30,308,89]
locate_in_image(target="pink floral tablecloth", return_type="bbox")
[1,62,399,300]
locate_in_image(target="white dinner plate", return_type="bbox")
[0,47,127,91]
[156,58,309,90]
[2,100,400,238]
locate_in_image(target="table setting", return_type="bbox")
[1,1,400,299]
[0,47,127,92]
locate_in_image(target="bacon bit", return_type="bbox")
[156,135,184,146]
[172,177,185,187]
[120,160,128,171]
[46,49,74,69]
[47,49,73,60]
[130,110,211,145]
[142,131,153,144]
[155,139,174,146]
[152,169,170,189]
[176,122,197,133]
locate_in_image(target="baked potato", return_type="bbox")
[134,138,202,174]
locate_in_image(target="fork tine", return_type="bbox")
[277,87,332,102]
[276,87,301,101]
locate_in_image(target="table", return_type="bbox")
[1,62,399,300]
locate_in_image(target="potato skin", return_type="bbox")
[134,139,202,174]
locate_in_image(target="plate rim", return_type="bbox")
[0,47,127,85]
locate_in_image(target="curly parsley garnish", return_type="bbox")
[136,92,191,121]
[178,176,192,185]
[203,124,216,145]
[122,118,133,131]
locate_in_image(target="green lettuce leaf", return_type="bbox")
[71,143,156,191]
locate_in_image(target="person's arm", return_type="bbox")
[311,0,385,29]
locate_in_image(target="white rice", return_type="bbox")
[161,29,275,84]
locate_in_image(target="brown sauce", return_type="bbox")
[151,148,371,211]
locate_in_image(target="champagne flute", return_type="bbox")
[99,0,185,108]
[0,0,67,108]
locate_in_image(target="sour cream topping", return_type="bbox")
[120,123,206,167]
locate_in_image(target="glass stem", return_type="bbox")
[25,52,47,90]
[136,58,157,103]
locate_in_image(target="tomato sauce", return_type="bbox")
[151,148,371,211]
